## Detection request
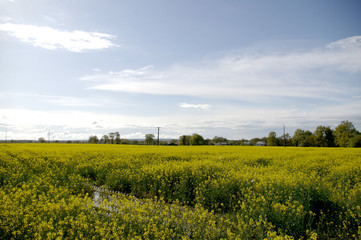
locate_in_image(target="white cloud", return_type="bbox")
[0,92,102,108]
[121,132,144,139]
[0,23,117,52]
[326,36,361,49]
[179,103,211,110]
[46,96,101,107]
[1,36,361,140]
[1,96,360,140]
[81,36,361,102]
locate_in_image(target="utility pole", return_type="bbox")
[5,130,7,143]
[283,125,286,147]
[157,127,160,146]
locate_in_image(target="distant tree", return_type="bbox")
[88,135,99,144]
[250,138,262,146]
[292,129,304,146]
[190,133,204,145]
[228,140,241,145]
[212,136,228,144]
[204,138,212,145]
[168,139,178,145]
[348,134,361,148]
[120,139,131,144]
[334,121,358,147]
[101,135,110,144]
[267,132,278,146]
[115,132,121,144]
[145,134,155,145]
[239,139,252,146]
[178,135,191,145]
[292,129,314,147]
[314,126,335,147]
[109,132,116,144]
[278,133,292,146]
[212,136,228,143]
[307,133,316,147]
[38,137,46,143]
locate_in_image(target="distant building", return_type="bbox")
[256,141,266,146]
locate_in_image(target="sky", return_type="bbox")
[1,0,361,141]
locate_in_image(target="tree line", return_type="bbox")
[87,121,361,147]
[267,120,361,147]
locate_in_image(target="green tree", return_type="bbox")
[292,129,304,146]
[178,135,191,145]
[267,132,278,146]
[145,134,155,145]
[212,136,228,144]
[292,129,314,147]
[348,134,361,147]
[109,132,116,144]
[334,121,358,147]
[204,138,212,145]
[88,135,99,144]
[190,133,204,145]
[314,126,335,147]
[38,137,46,143]
[250,138,262,146]
[100,135,110,144]
[115,132,121,144]
[278,133,292,146]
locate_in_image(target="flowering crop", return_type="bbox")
[0,144,360,239]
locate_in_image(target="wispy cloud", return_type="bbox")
[179,103,211,110]
[1,97,361,140]
[326,36,361,49]
[46,96,101,107]
[0,23,117,52]
[0,92,102,108]
[81,36,361,102]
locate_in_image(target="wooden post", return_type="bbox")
[157,127,160,146]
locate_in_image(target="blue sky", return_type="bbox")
[1,0,361,141]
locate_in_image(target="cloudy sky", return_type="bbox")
[1,0,361,141]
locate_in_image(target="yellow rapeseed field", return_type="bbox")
[0,144,360,239]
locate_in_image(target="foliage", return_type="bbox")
[88,135,99,144]
[267,121,359,148]
[108,132,121,144]
[212,136,228,144]
[190,133,204,145]
[145,134,155,145]
[1,144,361,239]
[314,126,335,147]
[334,121,359,147]
[179,135,191,145]
[348,134,361,148]
[267,132,278,146]
[100,135,110,144]
[292,129,314,147]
